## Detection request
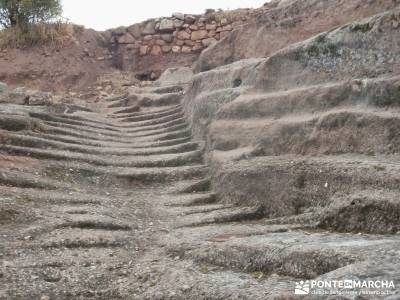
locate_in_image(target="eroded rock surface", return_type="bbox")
[1,1,400,299]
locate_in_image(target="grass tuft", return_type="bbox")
[0,21,82,48]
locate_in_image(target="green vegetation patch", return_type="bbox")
[351,22,372,33]
[305,34,339,58]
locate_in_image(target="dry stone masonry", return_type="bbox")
[107,10,254,56]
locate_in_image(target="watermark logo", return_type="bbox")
[294,280,396,296]
[295,280,310,295]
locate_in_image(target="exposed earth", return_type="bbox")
[1,0,400,299]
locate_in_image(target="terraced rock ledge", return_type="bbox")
[1,1,400,300]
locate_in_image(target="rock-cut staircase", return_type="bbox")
[0,84,223,299]
[2,80,400,299]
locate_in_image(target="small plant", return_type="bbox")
[305,34,339,58]
[233,78,242,87]
[306,44,320,57]
[351,22,372,33]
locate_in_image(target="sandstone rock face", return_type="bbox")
[183,59,264,141]
[183,8,400,228]
[0,87,53,105]
[1,87,31,105]
[27,91,53,105]
[194,0,399,72]
[155,67,194,86]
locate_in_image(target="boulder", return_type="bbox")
[216,24,233,32]
[208,30,217,37]
[202,37,217,47]
[117,33,136,44]
[142,21,156,35]
[161,34,173,42]
[173,19,184,28]
[185,15,196,24]
[172,46,181,53]
[176,30,191,40]
[113,26,126,36]
[219,31,230,39]
[192,44,203,52]
[155,39,166,46]
[155,67,194,86]
[220,18,229,25]
[191,30,208,40]
[150,45,162,55]
[162,45,172,53]
[159,19,175,33]
[127,24,142,39]
[3,87,30,105]
[126,43,140,50]
[184,40,196,46]
[143,35,153,41]
[181,46,192,53]
[172,12,184,20]
[28,91,53,106]
[139,45,149,56]
[1,87,53,105]
[206,24,217,31]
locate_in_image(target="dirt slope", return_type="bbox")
[0,28,115,91]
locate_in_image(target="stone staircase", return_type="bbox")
[1,80,400,299]
[0,86,218,299]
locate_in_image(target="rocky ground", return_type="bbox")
[0,72,399,299]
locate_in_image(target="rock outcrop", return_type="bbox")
[194,0,399,72]
[182,7,400,233]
